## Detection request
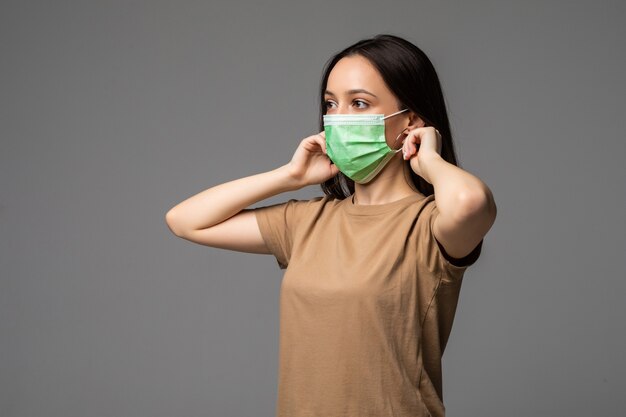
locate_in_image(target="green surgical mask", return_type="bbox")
[323,108,409,184]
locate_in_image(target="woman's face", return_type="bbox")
[324,54,415,150]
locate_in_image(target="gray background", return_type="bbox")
[2,0,625,416]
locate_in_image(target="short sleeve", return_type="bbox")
[253,198,306,270]
[418,199,483,281]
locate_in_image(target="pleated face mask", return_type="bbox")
[323,108,409,184]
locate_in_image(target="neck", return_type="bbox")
[352,154,422,205]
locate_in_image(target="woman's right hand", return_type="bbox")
[287,132,340,187]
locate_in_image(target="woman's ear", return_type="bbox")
[407,112,425,130]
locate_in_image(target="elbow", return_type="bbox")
[165,209,185,237]
[458,187,497,224]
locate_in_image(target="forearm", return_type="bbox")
[420,153,495,220]
[166,163,300,234]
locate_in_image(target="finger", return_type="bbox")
[314,134,328,154]
[403,130,417,159]
[403,142,414,160]
[403,130,413,147]
[402,136,411,160]
[408,129,422,155]
[402,139,409,160]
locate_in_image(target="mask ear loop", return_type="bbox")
[392,127,410,151]
[384,108,410,151]
[382,108,409,120]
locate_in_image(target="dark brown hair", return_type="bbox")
[318,34,462,199]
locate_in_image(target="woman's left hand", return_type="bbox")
[401,126,443,183]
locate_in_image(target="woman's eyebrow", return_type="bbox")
[325,89,378,98]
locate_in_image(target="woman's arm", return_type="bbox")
[165,132,338,253]
[164,164,300,253]
[402,126,497,260]
[421,152,497,260]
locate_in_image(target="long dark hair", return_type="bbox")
[319,34,462,199]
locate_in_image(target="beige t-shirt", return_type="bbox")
[253,192,482,417]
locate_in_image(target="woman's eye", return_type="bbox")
[324,100,336,109]
[353,100,368,109]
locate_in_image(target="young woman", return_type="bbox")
[166,34,497,417]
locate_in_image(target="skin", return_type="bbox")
[165,55,496,261]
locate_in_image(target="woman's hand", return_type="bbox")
[401,126,443,184]
[287,131,340,187]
